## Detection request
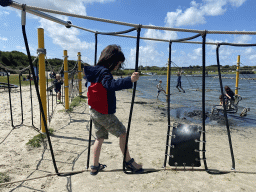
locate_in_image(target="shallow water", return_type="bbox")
[136,74,256,128]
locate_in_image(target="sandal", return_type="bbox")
[125,158,144,174]
[90,163,107,176]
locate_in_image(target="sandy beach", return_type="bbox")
[0,83,256,192]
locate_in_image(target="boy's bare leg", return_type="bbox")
[180,87,185,93]
[91,138,104,172]
[119,133,142,169]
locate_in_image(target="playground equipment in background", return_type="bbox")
[211,95,243,115]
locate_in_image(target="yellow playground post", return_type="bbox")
[38,28,47,133]
[235,55,240,95]
[64,50,69,110]
[78,52,82,96]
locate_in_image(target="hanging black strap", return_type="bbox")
[86,32,98,170]
[21,5,59,174]
[123,26,141,173]
[216,43,236,170]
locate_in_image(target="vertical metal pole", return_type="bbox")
[163,41,172,168]
[78,52,82,96]
[29,70,34,127]
[235,55,240,95]
[202,32,208,170]
[19,73,24,125]
[64,50,69,110]
[38,28,47,133]
[7,71,14,127]
[166,58,170,94]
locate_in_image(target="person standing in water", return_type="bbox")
[156,80,166,98]
[176,70,185,93]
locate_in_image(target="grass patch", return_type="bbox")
[0,172,10,184]
[26,128,54,148]
[67,95,87,112]
[0,74,54,86]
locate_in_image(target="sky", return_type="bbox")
[0,0,256,69]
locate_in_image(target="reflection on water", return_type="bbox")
[136,75,256,128]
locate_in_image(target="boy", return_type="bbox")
[84,45,143,175]
[53,74,63,103]
[156,80,166,98]
[176,70,185,93]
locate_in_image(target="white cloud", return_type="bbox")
[244,47,256,61]
[39,17,94,58]
[16,45,25,50]
[176,6,206,26]
[165,0,247,27]
[0,36,8,41]
[0,11,10,15]
[144,27,178,41]
[127,44,166,68]
[17,0,114,15]
[249,54,256,60]
[187,48,202,61]
[233,35,252,44]
[228,0,247,7]
[245,47,254,55]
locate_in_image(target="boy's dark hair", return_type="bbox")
[97,45,125,71]
[219,94,223,100]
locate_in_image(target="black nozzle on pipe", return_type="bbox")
[0,0,13,7]
[66,21,72,28]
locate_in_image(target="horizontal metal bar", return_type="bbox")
[10,1,256,35]
[11,3,71,28]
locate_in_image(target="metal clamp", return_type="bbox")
[195,158,206,161]
[174,162,178,171]
[194,149,206,152]
[167,134,176,138]
[165,144,175,148]
[37,48,46,55]
[183,163,186,171]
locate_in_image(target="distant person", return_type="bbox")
[50,70,56,79]
[224,86,235,109]
[219,94,227,106]
[53,74,63,103]
[156,80,166,98]
[26,75,30,81]
[224,86,234,101]
[176,70,185,93]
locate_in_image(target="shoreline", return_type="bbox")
[1,85,256,191]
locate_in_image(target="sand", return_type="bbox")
[0,82,256,192]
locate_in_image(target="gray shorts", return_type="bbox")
[89,108,126,139]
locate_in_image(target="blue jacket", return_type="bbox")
[84,65,133,114]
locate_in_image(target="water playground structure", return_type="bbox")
[1,0,256,186]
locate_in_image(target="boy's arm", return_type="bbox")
[101,71,133,91]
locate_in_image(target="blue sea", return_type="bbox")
[136,74,256,128]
